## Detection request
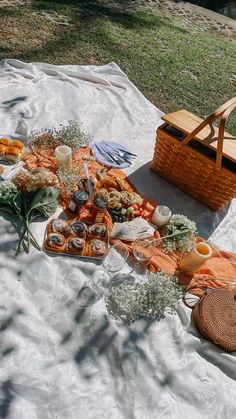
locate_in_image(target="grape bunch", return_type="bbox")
[108,203,144,223]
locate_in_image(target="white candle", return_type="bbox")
[55,145,72,169]
[151,205,172,227]
[178,242,212,273]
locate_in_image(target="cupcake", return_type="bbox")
[70,221,87,238]
[51,219,70,236]
[87,224,107,239]
[67,238,85,254]
[45,233,65,252]
[90,239,107,257]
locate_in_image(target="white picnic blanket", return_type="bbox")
[0,59,235,419]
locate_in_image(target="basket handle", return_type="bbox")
[181,97,236,169]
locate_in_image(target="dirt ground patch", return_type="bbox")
[1,0,235,39]
[0,0,31,6]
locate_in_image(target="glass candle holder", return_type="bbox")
[151,205,172,227]
[55,145,72,169]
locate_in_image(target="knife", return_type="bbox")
[100,144,123,165]
[101,141,132,164]
[103,141,137,157]
[100,143,124,165]
[94,143,118,165]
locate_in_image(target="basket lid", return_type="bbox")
[162,110,236,164]
[193,289,236,351]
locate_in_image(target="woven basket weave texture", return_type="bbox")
[152,131,236,210]
[151,98,236,211]
[193,289,236,352]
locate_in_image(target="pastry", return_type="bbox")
[67,238,85,254]
[87,223,107,238]
[95,188,109,200]
[51,219,70,236]
[70,221,87,238]
[6,146,21,162]
[90,239,107,257]
[0,138,11,146]
[45,233,65,251]
[102,178,117,189]
[11,140,24,151]
[0,145,6,157]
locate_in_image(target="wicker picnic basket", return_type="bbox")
[151,97,236,210]
[193,288,236,352]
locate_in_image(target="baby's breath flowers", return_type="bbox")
[161,214,197,253]
[29,119,91,151]
[106,272,183,324]
[28,132,60,152]
[52,120,91,150]
[57,166,81,197]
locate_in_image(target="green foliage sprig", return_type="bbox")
[0,181,59,255]
[162,214,197,253]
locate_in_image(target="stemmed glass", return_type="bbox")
[132,234,156,273]
[96,243,129,294]
[77,243,129,306]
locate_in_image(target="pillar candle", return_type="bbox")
[178,242,212,273]
[151,205,172,227]
[55,145,72,169]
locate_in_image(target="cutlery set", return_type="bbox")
[92,140,137,168]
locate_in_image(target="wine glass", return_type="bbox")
[132,234,163,278]
[96,243,129,293]
[77,243,129,306]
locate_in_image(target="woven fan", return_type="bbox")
[193,289,236,352]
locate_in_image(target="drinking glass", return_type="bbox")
[97,243,129,293]
[132,234,157,276]
[77,243,129,306]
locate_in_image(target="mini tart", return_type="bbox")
[11,139,24,151]
[87,224,107,238]
[90,239,107,257]
[67,238,85,254]
[6,146,21,162]
[0,138,11,146]
[0,145,6,156]
[45,233,65,251]
[51,219,70,236]
[70,221,87,238]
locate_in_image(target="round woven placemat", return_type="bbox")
[193,289,236,352]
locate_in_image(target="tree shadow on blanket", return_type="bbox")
[0,309,24,418]
[0,380,15,419]
[61,297,166,417]
[128,162,228,239]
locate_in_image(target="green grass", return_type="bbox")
[0,0,235,133]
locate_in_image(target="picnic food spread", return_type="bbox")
[1,102,236,350]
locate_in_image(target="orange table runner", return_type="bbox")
[23,145,236,298]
